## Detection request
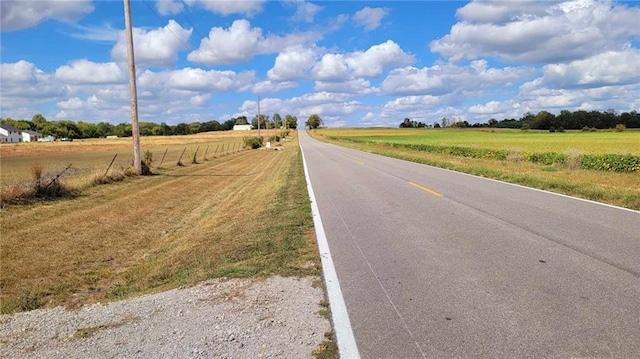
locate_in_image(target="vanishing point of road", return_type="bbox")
[299,130,640,359]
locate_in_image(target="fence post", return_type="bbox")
[177,147,187,165]
[192,146,199,164]
[158,148,168,167]
[104,154,118,177]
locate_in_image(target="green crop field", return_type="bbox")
[317,128,640,155]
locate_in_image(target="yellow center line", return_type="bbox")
[408,181,443,197]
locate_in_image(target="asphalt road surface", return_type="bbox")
[299,130,640,359]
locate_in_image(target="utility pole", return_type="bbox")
[124,0,142,174]
[257,95,261,138]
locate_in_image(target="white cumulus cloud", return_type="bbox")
[431,0,640,64]
[111,20,192,67]
[542,49,640,88]
[54,60,126,84]
[267,46,317,81]
[188,20,320,65]
[1,0,94,31]
[311,40,414,81]
[352,7,388,31]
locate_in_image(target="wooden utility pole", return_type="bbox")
[257,95,261,138]
[124,0,142,174]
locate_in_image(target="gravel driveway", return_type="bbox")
[0,276,332,359]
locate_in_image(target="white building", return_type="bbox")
[0,124,22,143]
[38,135,56,142]
[22,130,42,142]
[233,124,252,131]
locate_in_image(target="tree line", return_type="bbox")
[0,113,299,139]
[399,109,640,130]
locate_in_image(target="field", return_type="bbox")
[0,130,275,185]
[0,130,319,314]
[312,128,640,210]
[324,128,640,155]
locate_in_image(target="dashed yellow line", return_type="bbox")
[408,181,443,197]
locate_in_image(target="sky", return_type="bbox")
[1,0,639,127]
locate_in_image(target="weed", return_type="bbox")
[318,299,330,319]
[312,332,339,359]
[1,288,43,313]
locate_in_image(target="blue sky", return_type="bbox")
[1,0,639,127]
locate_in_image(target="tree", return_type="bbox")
[235,116,248,125]
[272,113,282,128]
[284,114,298,129]
[32,114,47,129]
[306,114,322,129]
[399,118,412,128]
[251,114,269,130]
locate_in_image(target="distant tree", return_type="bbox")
[433,123,441,128]
[532,111,555,130]
[272,113,282,128]
[77,121,99,138]
[32,114,47,129]
[251,114,269,130]
[284,114,298,129]
[201,120,222,132]
[235,116,248,125]
[222,119,236,131]
[96,122,115,137]
[188,122,202,134]
[173,123,189,135]
[306,114,322,129]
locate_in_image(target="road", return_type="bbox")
[299,130,640,359]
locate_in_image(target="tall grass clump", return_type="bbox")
[243,136,263,149]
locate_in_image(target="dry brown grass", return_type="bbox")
[0,131,319,313]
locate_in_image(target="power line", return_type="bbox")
[140,0,196,52]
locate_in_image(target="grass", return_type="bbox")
[312,332,339,359]
[0,130,321,314]
[311,128,640,210]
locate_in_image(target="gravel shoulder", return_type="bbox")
[0,276,332,359]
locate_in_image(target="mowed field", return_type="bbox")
[0,130,320,314]
[313,128,640,210]
[0,130,270,185]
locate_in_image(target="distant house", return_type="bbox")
[0,124,22,143]
[22,130,42,142]
[38,135,56,142]
[233,125,252,131]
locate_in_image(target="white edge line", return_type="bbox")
[300,141,361,359]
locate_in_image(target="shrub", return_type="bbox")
[579,154,640,172]
[615,124,626,132]
[549,127,556,133]
[523,152,568,165]
[242,136,263,149]
[582,126,591,132]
